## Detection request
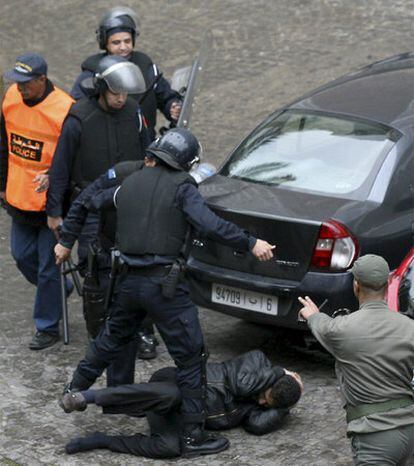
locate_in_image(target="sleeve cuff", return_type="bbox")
[59,238,75,249]
[248,236,257,251]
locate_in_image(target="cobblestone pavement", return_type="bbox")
[1,1,414,465]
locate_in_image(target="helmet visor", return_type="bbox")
[101,61,146,94]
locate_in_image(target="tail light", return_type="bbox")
[311,220,359,270]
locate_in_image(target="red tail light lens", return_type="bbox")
[311,220,359,270]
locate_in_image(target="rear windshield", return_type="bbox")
[221,110,397,198]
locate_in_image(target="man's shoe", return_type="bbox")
[29,331,59,350]
[59,391,87,413]
[137,332,158,360]
[181,428,229,458]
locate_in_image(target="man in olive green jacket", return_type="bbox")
[299,254,414,466]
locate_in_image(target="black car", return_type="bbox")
[188,52,414,329]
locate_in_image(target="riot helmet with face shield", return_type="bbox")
[81,55,146,95]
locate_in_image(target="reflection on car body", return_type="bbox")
[388,247,414,318]
[188,52,414,329]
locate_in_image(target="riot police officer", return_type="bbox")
[47,54,148,249]
[47,56,154,375]
[71,6,182,141]
[56,128,275,457]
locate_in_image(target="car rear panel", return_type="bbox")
[194,175,364,282]
[187,175,368,327]
[192,208,319,282]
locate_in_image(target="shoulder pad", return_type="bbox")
[68,97,97,120]
[130,51,153,69]
[114,160,145,182]
[81,53,106,72]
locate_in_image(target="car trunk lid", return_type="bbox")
[191,175,368,281]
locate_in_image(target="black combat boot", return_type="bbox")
[180,425,229,458]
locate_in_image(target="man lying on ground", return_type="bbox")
[61,349,303,459]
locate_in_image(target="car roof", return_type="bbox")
[289,52,414,131]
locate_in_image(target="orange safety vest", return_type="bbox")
[2,84,73,211]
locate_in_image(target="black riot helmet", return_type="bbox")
[82,55,146,95]
[147,129,202,172]
[96,6,140,50]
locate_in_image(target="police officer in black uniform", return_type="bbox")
[56,128,276,457]
[47,56,153,377]
[47,55,148,259]
[71,6,182,141]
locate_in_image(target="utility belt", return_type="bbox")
[125,258,185,298]
[126,264,172,277]
[346,396,414,423]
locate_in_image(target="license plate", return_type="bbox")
[211,283,278,315]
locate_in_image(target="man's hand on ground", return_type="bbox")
[55,243,71,265]
[252,239,275,261]
[298,296,320,321]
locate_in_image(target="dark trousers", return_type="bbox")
[10,220,62,334]
[73,272,205,417]
[93,367,182,458]
[92,266,138,387]
[81,236,153,387]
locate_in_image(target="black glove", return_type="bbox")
[65,431,110,454]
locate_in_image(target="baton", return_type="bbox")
[66,257,82,296]
[60,262,70,344]
[104,249,121,312]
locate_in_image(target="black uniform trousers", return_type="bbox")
[78,214,155,375]
[73,270,205,419]
[92,367,182,458]
[91,263,137,388]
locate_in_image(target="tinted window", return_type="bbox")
[221,110,397,198]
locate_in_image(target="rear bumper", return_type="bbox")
[187,257,358,329]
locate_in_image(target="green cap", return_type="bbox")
[351,254,390,289]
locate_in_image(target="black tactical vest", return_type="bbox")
[98,160,145,250]
[81,51,158,131]
[116,166,197,256]
[69,97,144,189]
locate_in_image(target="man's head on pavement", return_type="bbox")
[4,53,47,100]
[146,129,202,172]
[351,254,389,300]
[258,371,303,409]
[97,6,140,57]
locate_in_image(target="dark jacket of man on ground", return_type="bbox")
[63,350,303,458]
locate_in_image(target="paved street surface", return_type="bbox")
[1,1,414,465]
